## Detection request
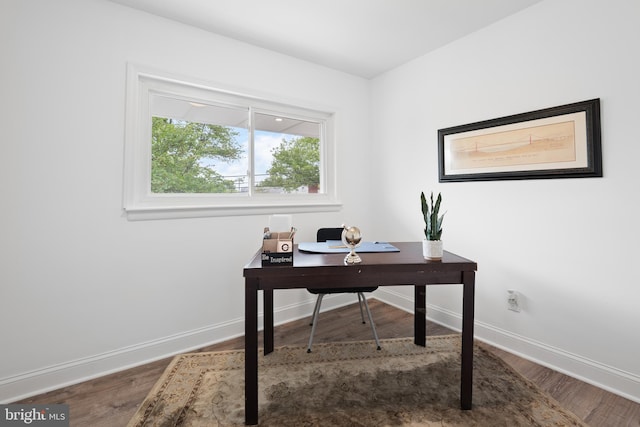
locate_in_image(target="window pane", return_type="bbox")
[253,112,321,194]
[149,94,248,193]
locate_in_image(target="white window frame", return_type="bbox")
[123,64,340,220]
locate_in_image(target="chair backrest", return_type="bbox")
[316,227,343,242]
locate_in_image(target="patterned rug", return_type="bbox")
[128,335,586,426]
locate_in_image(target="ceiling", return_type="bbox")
[109,0,542,79]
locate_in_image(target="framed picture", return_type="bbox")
[438,99,602,182]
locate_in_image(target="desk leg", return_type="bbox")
[264,289,274,355]
[461,271,475,410]
[414,285,426,347]
[245,279,258,425]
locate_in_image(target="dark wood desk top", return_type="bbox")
[243,242,477,288]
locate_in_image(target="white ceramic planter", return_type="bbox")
[422,239,443,260]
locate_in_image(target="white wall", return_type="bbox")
[0,0,373,401]
[371,0,640,402]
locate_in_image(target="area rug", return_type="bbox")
[128,335,586,426]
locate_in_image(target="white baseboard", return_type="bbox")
[0,316,245,404]
[0,293,355,404]
[374,288,640,404]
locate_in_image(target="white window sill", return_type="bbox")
[123,200,342,221]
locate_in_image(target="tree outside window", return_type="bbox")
[151,117,243,193]
[258,136,320,193]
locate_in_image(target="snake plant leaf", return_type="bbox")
[421,192,429,217]
[421,191,444,241]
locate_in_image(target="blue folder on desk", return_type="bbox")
[298,240,400,253]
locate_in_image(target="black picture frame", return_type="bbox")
[438,99,602,182]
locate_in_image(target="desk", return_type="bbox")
[243,242,477,425]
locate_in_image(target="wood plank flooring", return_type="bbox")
[16,300,640,426]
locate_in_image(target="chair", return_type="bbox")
[306,227,381,352]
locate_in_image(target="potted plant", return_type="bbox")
[420,191,445,260]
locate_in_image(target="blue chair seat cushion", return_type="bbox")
[308,287,378,294]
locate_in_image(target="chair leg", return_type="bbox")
[307,294,324,353]
[309,294,322,326]
[360,293,381,350]
[357,292,366,324]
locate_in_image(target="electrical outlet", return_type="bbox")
[507,289,521,312]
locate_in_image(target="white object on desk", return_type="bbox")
[268,214,292,231]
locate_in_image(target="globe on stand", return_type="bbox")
[341,225,362,265]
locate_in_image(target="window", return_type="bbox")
[123,64,340,220]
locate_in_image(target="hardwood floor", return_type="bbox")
[16,300,640,426]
